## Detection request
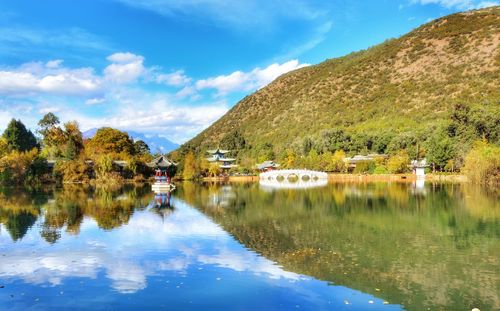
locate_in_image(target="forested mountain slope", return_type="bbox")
[179,7,499,166]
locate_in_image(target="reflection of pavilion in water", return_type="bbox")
[149,190,175,219]
[207,186,236,208]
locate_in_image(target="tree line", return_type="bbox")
[174,103,499,186]
[0,113,155,186]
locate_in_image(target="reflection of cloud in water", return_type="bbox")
[106,261,147,293]
[198,247,300,280]
[0,199,302,294]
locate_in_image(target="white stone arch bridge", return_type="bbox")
[259,170,328,189]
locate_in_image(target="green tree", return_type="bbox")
[94,154,114,179]
[62,121,84,160]
[2,119,38,152]
[134,140,150,156]
[37,112,60,142]
[425,130,456,171]
[221,130,246,155]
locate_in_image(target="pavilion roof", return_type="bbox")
[256,161,280,170]
[207,156,236,162]
[207,149,230,154]
[148,156,177,168]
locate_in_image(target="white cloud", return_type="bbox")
[0,66,101,96]
[196,60,309,95]
[0,53,309,143]
[104,52,146,83]
[85,97,106,105]
[410,0,499,9]
[46,59,63,69]
[156,70,191,87]
[176,86,197,98]
[73,97,229,144]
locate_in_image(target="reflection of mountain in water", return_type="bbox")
[177,182,500,311]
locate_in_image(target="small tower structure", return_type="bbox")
[206,149,237,170]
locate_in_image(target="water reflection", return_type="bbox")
[0,182,497,310]
[0,184,405,310]
[177,182,500,311]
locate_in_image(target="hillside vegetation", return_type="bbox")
[178,7,499,171]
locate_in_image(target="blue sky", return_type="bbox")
[0,0,497,143]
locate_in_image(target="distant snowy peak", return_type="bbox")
[82,128,179,153]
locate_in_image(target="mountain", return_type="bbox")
[83,128,179,154]
[180,7,499,159]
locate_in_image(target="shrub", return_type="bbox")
[373,166,389,174]
[387,150,410,173]
[462,141,499,186]
[353,161,375,174]
[54,159,90,183]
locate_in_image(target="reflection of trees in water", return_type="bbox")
[0,184,154,242]
[0,189,44,241]
[177,182,499,311]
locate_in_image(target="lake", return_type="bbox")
[0,181,498,310]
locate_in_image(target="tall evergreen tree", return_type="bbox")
[2,119,38,152]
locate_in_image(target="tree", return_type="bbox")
[182,152,197,180]
[221,130,246,153]
[2,119,38,152]
[62,121,83,160]
[94,154,114,179]
[425,130,456,171]
[387,150,410,173]
[208,163,221,177]
[327,150,347,172]
[0,137,8,158]
[462,141,499,186]
[134,140,150,156]
[86,127,135,158]
[198,156,211,176]
[37,112,60,141]
[281,149,296,169]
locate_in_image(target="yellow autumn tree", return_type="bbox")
[183,152,197,180]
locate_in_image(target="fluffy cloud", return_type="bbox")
[156,70,191,87]
[411,0,499,9]
[0,53,308,143]
[196,60,309,95]
[0,64,101,96]
[85,97,106,105]
[104,52,145,83]
[71,97,228,143]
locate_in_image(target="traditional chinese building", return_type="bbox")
[256,161,280,172]
[147,155,177,184]
[206,149,237,170]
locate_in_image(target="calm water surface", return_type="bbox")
[0,182,498,310]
